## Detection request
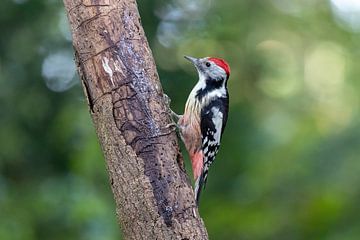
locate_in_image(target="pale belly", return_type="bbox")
[178,113,201,154]
[178,111,203,179]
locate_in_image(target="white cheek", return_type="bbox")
[213,67,226,79]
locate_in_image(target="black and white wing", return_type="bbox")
[195,96,229,204]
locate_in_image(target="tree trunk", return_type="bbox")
[63,0,208,239]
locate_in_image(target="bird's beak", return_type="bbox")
[184,55,199,65]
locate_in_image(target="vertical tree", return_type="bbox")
[62,0,208,239]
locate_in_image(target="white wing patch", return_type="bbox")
[211,106,223,145]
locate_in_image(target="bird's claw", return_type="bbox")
[165,122,178,131]
[193,208,197,218]
[163,93,171,108]
[163,93,182,121]
[170,109,181,121]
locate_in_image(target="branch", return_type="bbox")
[63,0,208,239]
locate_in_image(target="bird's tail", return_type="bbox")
[194,172,205,206]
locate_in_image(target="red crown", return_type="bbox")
[208,57,230,77]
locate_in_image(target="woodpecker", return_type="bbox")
[175,56,230,205]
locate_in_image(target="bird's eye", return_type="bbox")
[205,62,211,67]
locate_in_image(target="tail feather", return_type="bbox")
[195,173,205,206]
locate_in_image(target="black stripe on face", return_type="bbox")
[195,77,224,101]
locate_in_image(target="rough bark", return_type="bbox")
[63,0,208,239]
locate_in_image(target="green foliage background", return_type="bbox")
[1,0,360,239]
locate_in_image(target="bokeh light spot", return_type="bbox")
[42,51,77,92]
[330,0,360,32]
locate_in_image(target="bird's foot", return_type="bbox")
[170,109,181,122]
[163,93,171,108]
[164,122,178,131]
[163,93,182,121]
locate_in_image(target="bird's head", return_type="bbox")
[184,56,230,82]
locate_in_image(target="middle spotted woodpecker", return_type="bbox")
[174,55,230,205]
